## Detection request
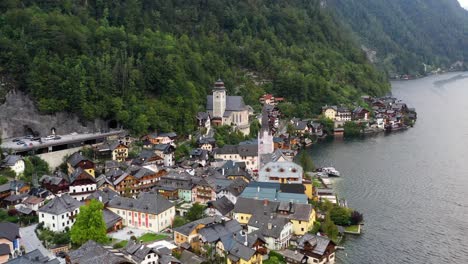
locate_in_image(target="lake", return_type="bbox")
[309,73,468,264]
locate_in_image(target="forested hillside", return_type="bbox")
[328,0,468,76]
[0,0,389,135]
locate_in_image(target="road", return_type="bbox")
[20,224,55,259]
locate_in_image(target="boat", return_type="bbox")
[321,167,341,177]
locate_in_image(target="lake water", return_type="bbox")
[309,73,468,264]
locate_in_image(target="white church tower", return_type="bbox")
[212,79,226,119]
[258,106,274,170]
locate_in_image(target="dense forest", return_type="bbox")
[328,0,468,76]
[0,0,390,135]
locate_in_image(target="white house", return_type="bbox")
[107,192,175,233]
[258,161,303,184]
[214,144,259,172]
[1,155,25,176]
[38,194,82,232]
[247,215,293,250]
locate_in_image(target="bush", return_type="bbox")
[350,210,364,225]
[330,206,352,226]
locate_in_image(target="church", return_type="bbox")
[206,79,251,135]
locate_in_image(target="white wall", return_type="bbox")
[39,209,79,232]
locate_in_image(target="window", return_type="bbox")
[63,223,65,227]
[241,216,244,220]
[299,221,301,224]
[41,214,44,218]
[52,216,55,220]
[62,215,64,219]
[53,224,55,228]
[301,228,304,232]
[129,212,131,216]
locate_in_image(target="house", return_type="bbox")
[103,209,123,233]
[5,249,59,264]
[321,106,337,120]
[1,156,25,176]
[107,192,175,233]
[156,172,193,202]
[132,150,163,166]
[191,177,217,204]
[259,93,284,106]
[0,222,20,262]
[22,196,45,211]
[336,106,351,122]
[196,112,211,130]
[280,249,307,264]
[40,174,69,195]
[67,152,95,177]
[291,119,310,135]
[189,149,209,167]
[233,197,316,237]
[240,182,308,204]
[179,250,206,264]
[123,240,177,264]
[38,194,82,232]
[206,79,251,135]
[214,144,259,172]
[68,240,135,264]
[197,137,216,152]
[216,178,248,205]
[173,216,225,250]
[113,166,165,197]
[352,106,370,121]
[0,181,30,206]
[96,141,129,162]
[258,161,303,184]
[206,196,234,217]
[310,122,324,137]
[141,132,177,146]
[86,187,120,206]
[67,168,97,201]
[153,144,175,167]
[297,233,336,264]
[247,213,292,250]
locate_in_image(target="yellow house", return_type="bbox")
[67,152,95,177]
[173,216,223,249]
[302,179,314,200]
[322,106,337,120]
[233,198,316,236]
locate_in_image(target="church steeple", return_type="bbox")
[212,79,226,118]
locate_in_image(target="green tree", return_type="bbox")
[321,214,339,241]
[172,216,188,228]
[249,119,261,138]
[70,200,108,246]
[0,176,9,185]
[23,156,50,183]
[185,203,206,222]
[297,151,315,172]
[330,206,352,226]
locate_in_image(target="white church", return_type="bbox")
[206,79,251,135]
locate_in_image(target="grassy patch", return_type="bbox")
[138,233,167,242]
[113,240,128,249]
[345,225,360,233]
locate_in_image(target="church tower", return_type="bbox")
[258,106,274,169]
[212,79,226,119]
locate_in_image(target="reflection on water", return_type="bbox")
[309,73,468,264]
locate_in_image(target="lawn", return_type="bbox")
[113,240,128,249]
[345,225,360,233]
[138,233,167,242]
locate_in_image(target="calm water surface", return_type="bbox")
[309,73,468,264]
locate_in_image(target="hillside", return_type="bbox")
[328,0,468,76]
[0,0,389,135]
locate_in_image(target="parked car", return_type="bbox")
[53,136,62,140]
[16,141,25,145]
[32,137,41,141]
[24,135,33,139]
[44,135,55,141]
[12,138,20,142]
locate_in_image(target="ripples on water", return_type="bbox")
[309,73,468,264]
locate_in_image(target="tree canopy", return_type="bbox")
[70,200,108,246]
[0,0,389,135]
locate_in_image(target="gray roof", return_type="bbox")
[0,244,10,255]
[207,196,234,216]
[88,188,120,204]
[0,222,20,241]
[179,250,206,264]
[68,240,135,264]
[198,219,242,243]
[67,152,87,167]
[297,233,334,256]
[234,197,312,222]
[124,240,158,263]
[2,155,23,167]
[215,144,258,157]
[248,214,290,238]
[39,175,65,186]
[279,249,306,262]
[6,249,60,264]
[107,192,174,215]
[173,216,223,236]
[206,96,247,112]
[38,194,82,215]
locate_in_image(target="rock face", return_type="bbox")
[0,90,109,139]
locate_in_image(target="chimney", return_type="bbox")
[244,233,248,246]
[98,196,102,203]
[263,199,268,206]
[267,223,272,230]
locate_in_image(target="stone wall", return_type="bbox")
[0,90,109,139]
